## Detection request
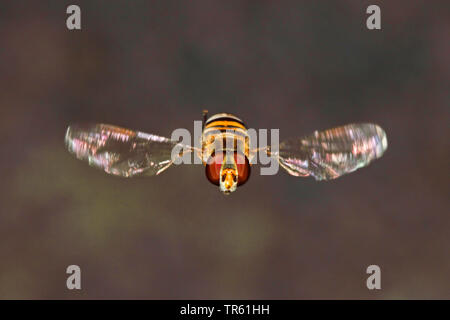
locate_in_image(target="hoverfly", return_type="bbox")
[65,111,387,195]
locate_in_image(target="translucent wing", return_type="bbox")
[274,123,388,180]
[65,123,194,177]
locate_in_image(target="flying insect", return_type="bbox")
[65,111,388,194]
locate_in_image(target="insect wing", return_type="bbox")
[65,124,191,177]
[276,123,388,180]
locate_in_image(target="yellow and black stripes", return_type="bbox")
[204,114,248,137]
[205,113,247,127]
[201,113,250,164]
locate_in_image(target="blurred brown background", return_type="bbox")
[0,0,448,299]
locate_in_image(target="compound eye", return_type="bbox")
[205,153,223,186]
[234,153,251,186]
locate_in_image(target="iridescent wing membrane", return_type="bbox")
[274,123,387,180]
[65,124,193,177]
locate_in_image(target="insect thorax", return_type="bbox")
[199,113,250,164]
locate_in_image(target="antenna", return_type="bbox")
[202,109,208,130]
